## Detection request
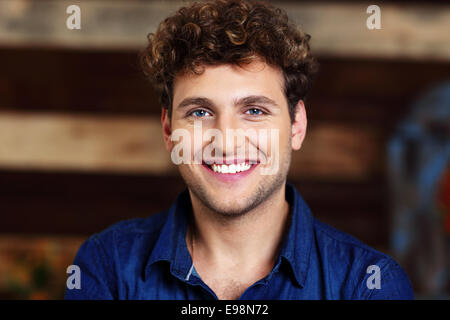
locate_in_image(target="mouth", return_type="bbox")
[202,160,259,182]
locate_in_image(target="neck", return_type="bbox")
[187,184,291,272]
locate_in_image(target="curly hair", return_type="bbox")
[140,0,318,122]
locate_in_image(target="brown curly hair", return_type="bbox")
[140,0,318,122]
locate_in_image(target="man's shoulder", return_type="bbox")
[312,217,397,269]
[65,211,171,299]
[313,218,387,258]
[89,210,169,250]
[97,211,168,237]
[311,218,414,299]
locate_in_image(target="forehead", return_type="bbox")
[172,60,286,106]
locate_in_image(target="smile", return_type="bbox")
[210,163,252,174]
[202,160,259,181]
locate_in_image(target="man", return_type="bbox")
[65,0,414,299]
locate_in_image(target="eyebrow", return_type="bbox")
[175,95,280,110]
[176,97,214,110]
[236,95,280,109]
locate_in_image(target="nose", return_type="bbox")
[213,109,247,162]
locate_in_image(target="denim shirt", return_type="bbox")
[65,183,414,300]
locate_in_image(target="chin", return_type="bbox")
[193,185,271,218]
[204,200,259,218]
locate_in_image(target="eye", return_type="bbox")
[245,108,264,116]
[189,109,211,118]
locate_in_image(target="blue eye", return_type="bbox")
[246,108,263,116]
[190,109,211,118]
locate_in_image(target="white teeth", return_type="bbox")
[210,163,252,174]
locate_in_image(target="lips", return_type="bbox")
[202,160,259,182]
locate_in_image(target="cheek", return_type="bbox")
[265,124,291,154]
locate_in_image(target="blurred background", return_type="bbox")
[0,0,448,299]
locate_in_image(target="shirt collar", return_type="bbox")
[277,183,314,287]
[146,189,194,283]
[145,183,313,287]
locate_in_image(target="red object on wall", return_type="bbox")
[439,166,450,234]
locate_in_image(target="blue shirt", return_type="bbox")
[65,183,414,300]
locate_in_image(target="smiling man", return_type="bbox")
[65,0,414,300]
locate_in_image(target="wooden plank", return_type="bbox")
[0,49,157,115]
[1,49,449,125]
[0,1,449,60]
[0,169,389,248]
[0,111,173,173]
[0,111,382,179]
[289,122,383,180]
[286,2,450,61]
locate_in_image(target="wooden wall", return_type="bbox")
[1,47,449,253]
[1,0,450,256]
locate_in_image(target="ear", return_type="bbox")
[161,107,173,152]
[291,100,307,150]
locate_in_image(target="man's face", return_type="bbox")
[162,59,306,217]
